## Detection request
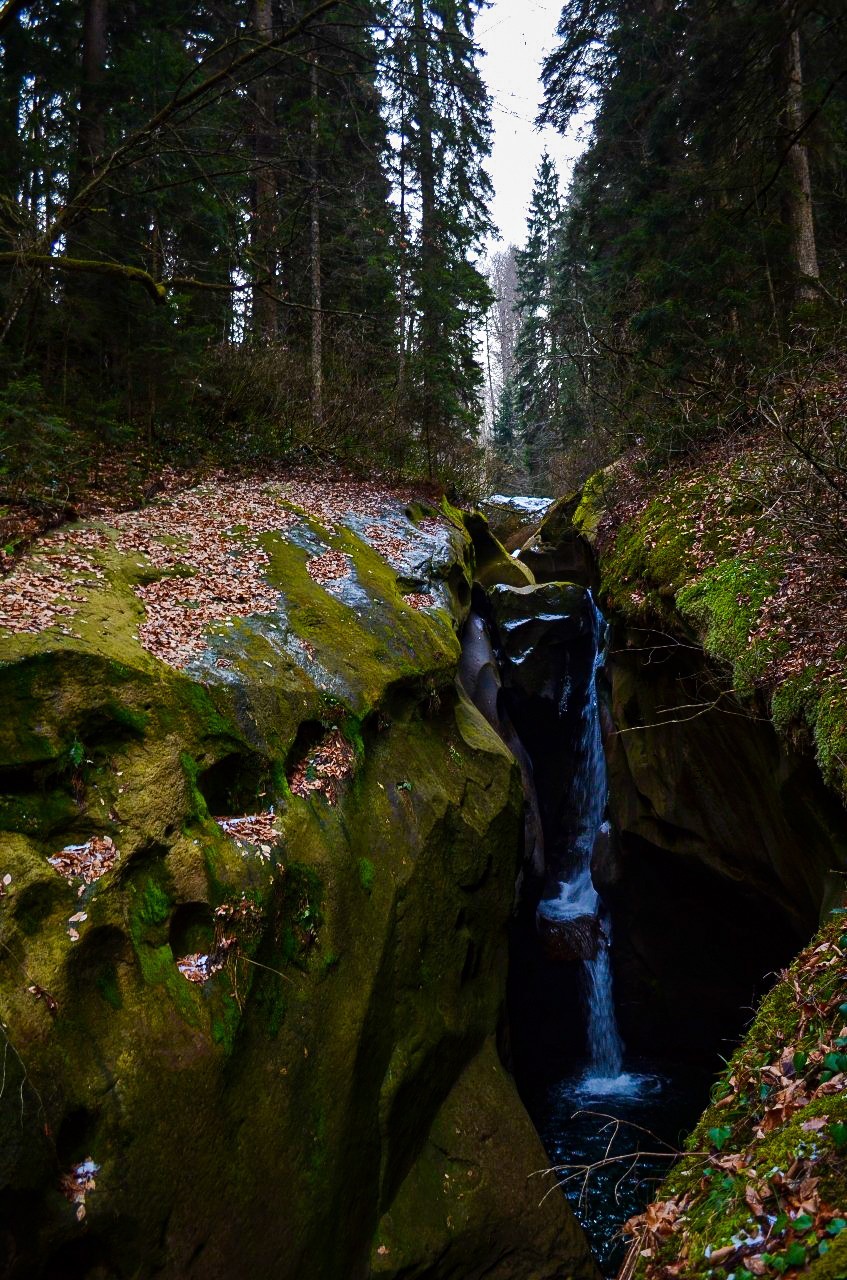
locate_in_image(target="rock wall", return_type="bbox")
[519,481,847,1060]
[0,483,598,1280]
[601,626,845,1057]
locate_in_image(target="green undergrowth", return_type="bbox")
[575,460,847,800]
[633,909,847,1279]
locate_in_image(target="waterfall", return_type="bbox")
[584,936,624,1081]
[538,597,625,1084]
[579,604,624,1082]
[462,582,626,1089]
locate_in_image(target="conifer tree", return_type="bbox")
[380,0,494,476]
[0,0,496,476]
[513,152,564,478]
[539,0,847,452]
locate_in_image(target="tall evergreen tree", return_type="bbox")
[539,0,847,454]
[0,0,503,487]
[380,0,494,477]
[513,152,564,478]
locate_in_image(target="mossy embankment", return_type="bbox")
[622,908,847,1280]
[0,480,598,1280]
[555,447,847,1278]
[572,442,847,804]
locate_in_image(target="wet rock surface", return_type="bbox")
[536,911,601,963]
[487,581,603,883]
[514,495,598,589]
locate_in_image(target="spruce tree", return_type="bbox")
[380,0,494,477]
[538,0,847,453]
[513,152,564,479]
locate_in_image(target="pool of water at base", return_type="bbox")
[526,1057,714,1277]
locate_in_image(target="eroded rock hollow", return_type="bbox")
[0,484,599,1280]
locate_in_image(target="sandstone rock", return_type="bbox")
[0,484,598,1280]
[536,911,601,963]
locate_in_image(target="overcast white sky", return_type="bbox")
[476,0,588,253]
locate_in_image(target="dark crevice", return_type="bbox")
[461,578,834,1276]
[196,746,272,815]
[168,902,214,957]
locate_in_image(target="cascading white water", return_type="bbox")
[576,604,624,1084]
[584,937,624,1081]
[538,598,625,1086]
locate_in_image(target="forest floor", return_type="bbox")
[0,455,195,572]
[0,455,442,575]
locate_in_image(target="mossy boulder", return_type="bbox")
[458,510,536,590]
[516,493,598,588]
[0,485,598,1280]
[478,495,554,546]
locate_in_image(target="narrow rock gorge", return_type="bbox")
[2,479,846,1280]
[0,482,598,1280]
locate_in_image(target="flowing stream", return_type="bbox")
[461,580,715,1274]
[463,558,813,1276]
[536,599,626,1091]
[498,593,712,1276]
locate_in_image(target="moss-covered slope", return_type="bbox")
[557,458,847,1278]
[0,482,596,1280]
[573,450,847,804]
[623,909,847,1280]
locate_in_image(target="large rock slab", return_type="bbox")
[515,494,598,588]
[602,625,847,1058]
[0,480,599,1280]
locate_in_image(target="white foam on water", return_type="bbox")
[574,1071,664,1101]
[486,494,555,514]
[538,869,598,921]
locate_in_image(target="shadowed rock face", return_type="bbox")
[600,626,845,1059]
[457,609,544,883]
[513,495,598,590]
[487,582,603,886]
[0,487,600,1280]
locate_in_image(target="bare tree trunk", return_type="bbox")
[310,51,323,432]
[0,8,23,212]
[484,305,495,434]
[784,15,820,303]
[251,0,277,341]
[394,39,408,437]
[77,0,108,182]
[412,0,438,479]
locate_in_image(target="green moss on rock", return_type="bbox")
[570,459,847,802]
[631,909,847,1280]
[0,492,596,1280]
[459,510,536,589]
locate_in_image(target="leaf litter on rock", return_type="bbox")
[289,728,355,804]
[0,474,450,671]
[177,896,263,984]
[306,549,351,585]
[60,1157,100,1221]
[215,813,278,861]
[48,836,118,885]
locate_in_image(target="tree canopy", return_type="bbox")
[0,0,494,511]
